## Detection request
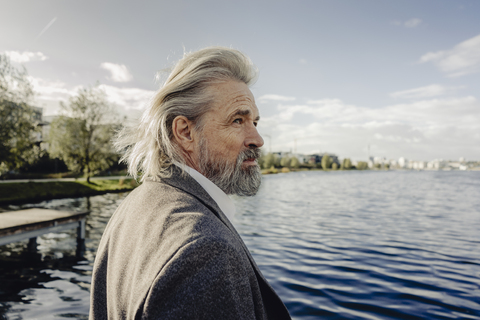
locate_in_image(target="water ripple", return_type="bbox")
[234,170,480,319]
[1,171,479,319]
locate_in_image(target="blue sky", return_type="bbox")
[1,0,479,161]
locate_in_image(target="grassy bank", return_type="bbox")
[0,179,139,205]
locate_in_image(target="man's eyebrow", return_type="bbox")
[232,109,260,121]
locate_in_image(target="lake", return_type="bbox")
[1,170,479,319]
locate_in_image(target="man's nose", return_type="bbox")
[245,124,264,149]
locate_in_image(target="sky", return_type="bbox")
[1,0,479,162]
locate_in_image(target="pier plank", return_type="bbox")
[0,208,89,237]
[0,209,90,254]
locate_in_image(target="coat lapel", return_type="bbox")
[160,166,292,318]
[159,166,271,284]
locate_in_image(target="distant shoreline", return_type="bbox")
[2,168,478,206]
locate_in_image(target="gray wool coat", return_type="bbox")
[89,166,291,320]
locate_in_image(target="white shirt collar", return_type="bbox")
[174,163,236,221]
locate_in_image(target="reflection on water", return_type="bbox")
[0,193,127,320]
[1,171,480,319]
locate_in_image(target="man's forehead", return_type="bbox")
[215,82,254,102]
[210,80,259,117]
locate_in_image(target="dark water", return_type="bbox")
[1,170,479,319]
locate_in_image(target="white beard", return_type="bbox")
[197,137,262,196]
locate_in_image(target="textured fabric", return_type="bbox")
[89,166,291,319]
[178,163,236,221]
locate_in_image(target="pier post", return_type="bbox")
[76,219,86,258]
[27,237,37,253]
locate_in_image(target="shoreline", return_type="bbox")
[0,179,138,206]
[2,168,478,206]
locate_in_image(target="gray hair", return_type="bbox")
[115,46,258,181]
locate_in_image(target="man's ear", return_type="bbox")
[172,116,195,152]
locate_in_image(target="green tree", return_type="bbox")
[356,161,368,170]
[280,155,290,168]
[257,152,265,169]
[341,158,352,170]
[331,162,338,170]
[0,54,41,176]
[262,153,275,169]
[49,85,118,183]
[290,157,300,169]
[321,154,332,170]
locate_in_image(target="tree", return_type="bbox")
[321,154,332,170]
[280,156,290,168]
[262,153,275,169]
[356,161,368,170]
[49,85,118,183]
[290,157,300,169]
[341,158,352,170]
[331,162,338,170]
[0,54,41,176]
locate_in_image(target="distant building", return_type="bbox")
[427,159,446,170]
[306,153,339,166]
[398,157,407,168]
[306,154,321,164]
[373,156,386,165]
[448,162,461,169]
[407,160,415,169]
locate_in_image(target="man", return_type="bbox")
[90,47,291,319]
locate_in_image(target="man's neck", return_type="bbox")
[174,162,236,221]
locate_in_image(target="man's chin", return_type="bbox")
[241,166,261,178]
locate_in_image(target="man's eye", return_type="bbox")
[233,118,242,124]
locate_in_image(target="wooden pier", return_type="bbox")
[0,208,90,257]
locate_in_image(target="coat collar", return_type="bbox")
[158,165,240,239]
[157,165,271,282]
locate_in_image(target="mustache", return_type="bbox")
[240,148,261,161]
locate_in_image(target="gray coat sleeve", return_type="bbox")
[140,236,260,320]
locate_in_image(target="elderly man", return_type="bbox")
[90,47,291,319]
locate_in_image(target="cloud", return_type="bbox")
[258,94,296,102]
[390,84,462,99]
[28,76,76,102]
[100,62,133,82]
[404,18,422,28]
[27,76,154,116]
[299,59,307,64]
[391,18,422,28]
[258,96,480,160]
[98,84,155,110]
[3,51,48,63]
[420,33,480,77]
